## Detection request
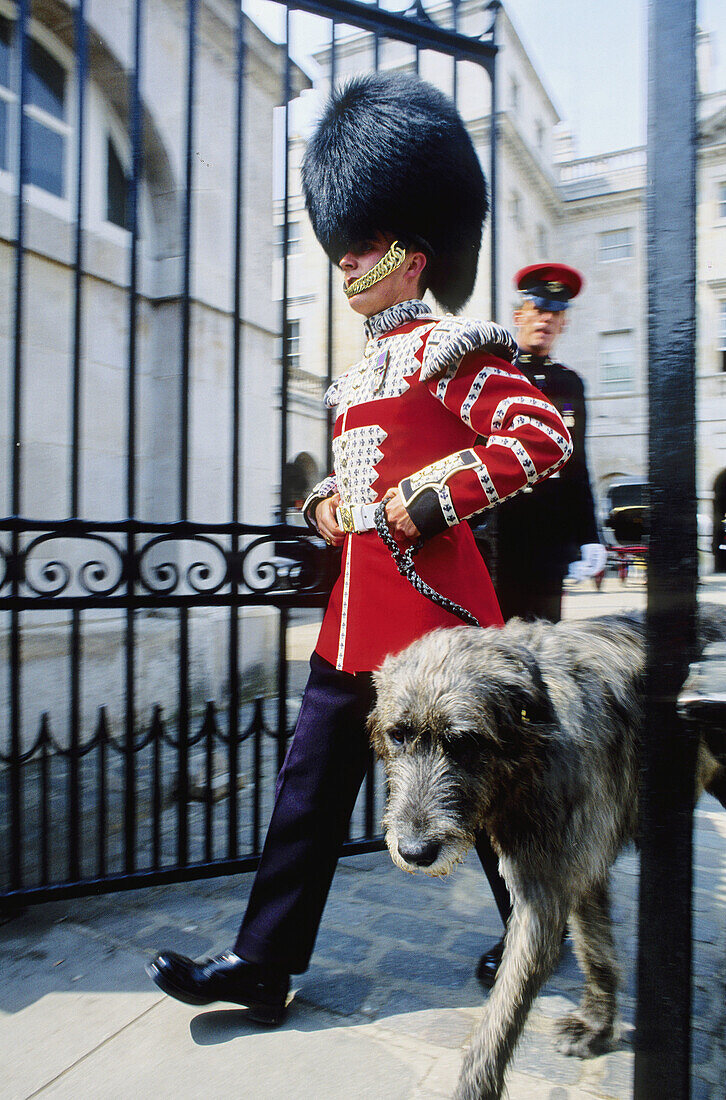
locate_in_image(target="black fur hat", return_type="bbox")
[302,71,488,313]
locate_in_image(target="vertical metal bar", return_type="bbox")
[151,707,163,868]
[324,23,336,473]
[180,0,196,524]
[252,699,263,853]
[488,3,499,323]
[124,0,144,876]
[279,7,292,522]
[68,612,81,881]
[70,0,87,516]
[227,1,246,861]
[204,702,215,862]
[97,709,107,878]
[67,0,88,885]
[364,746,375,837]
[9,0,30,895]
[40,716,50,884]
[372,1,380,71]
[276,608,289,773]
[276,12,293,789]
[634,3,698,1097]
[177,0,197,866]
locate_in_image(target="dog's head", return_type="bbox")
[369,624,556,876]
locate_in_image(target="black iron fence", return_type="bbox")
[0,0,498,907]
[0,0,704,1092]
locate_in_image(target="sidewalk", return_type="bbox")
[2,579,725,1099]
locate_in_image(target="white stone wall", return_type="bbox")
[0,0,311,747]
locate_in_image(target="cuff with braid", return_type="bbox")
[302,476,337,532]
[399,450,480,540]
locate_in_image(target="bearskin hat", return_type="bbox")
[301,71,488,313]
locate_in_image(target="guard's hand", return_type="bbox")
[315,493,344,547]
[384,488,421,541]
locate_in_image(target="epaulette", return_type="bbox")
[420,317,518,381]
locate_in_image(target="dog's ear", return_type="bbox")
[489,647,556,751]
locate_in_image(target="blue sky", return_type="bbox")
[505,0,726,156]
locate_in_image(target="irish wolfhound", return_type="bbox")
[368,612,726,1100]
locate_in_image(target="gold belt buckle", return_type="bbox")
[338,504,355,534]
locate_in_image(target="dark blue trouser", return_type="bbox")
[234,652,511,974]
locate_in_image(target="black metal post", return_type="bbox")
[487,1,500,324]
[177,0,198,865]
[9,0,30,893]
[634,2,698,1097]
[325,23,337,473]
[228,1,247,860]
[124,0,144,873]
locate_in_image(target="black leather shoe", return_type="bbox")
[476,936,504,988]
[146,949,289,1024]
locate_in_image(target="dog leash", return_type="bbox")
[373,502,482,628]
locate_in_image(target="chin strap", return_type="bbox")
[344,241,407,298]
[373,502,482,628]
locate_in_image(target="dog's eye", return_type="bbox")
[388,724,413,746]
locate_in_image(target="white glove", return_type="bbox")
[567,543,608,581]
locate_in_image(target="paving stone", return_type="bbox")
[369,912,453,948]
[378,947,473,990]
[296,965,374,1016]
[593,1047,634,1097]
[509,1027,582,1087]
[314,927,373,965]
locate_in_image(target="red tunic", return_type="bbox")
[311,311,572,672]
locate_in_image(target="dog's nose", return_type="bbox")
[397,838,440,867]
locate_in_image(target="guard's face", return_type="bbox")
[514,299,567,357]
[338,233,425,317]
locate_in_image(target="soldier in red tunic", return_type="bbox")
[147,72,572,1021]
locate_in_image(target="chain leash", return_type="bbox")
[373,502,482,628]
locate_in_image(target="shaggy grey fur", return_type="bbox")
[369,612,726,1100]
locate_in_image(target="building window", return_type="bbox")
[718,182,726,221]
[278,220,302,256]
[536,224,547,256]
[0,14,69,197]
[720,301,726,372]
[106,136,130,229]
[598,227,634,261]
[285,319,300,371]
[600,330,636,393]
[535,119,545,151]
[509,190,522,229]
[0,14,11,171]
[509,76,519,113]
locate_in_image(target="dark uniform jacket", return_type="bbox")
[481,351,599,592]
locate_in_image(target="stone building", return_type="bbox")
[279,4,726,568]
[0,0,309,738]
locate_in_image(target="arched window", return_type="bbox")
[0,11,70,198]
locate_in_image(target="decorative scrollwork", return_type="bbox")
[137,535,229,596]
[23,533,124,597]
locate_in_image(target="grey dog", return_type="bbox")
[368,612,726,1100]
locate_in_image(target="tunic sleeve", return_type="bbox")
[399,353,572,540]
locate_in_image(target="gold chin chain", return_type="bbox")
[343,240,406,299]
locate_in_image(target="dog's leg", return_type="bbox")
[556,876,619,1057]
[454,897,566,1100]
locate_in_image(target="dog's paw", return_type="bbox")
[554,1013,614,1058]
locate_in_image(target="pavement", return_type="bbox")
[1,575,725,1100]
